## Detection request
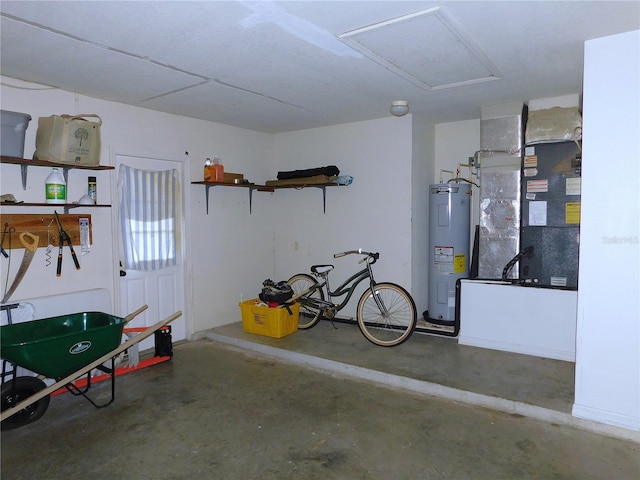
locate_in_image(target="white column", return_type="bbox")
[573,30,640,431]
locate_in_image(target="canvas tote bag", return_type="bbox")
[35,114,102,165]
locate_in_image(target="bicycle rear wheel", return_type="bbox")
[356,282,416,347]
[287,274,324,329]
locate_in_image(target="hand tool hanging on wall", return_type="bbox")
[42,218,56,267]
[1,223,11,258]
[1,232,39,304]
[54,211,80,276]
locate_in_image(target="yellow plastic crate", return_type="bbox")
[239,299,299,338]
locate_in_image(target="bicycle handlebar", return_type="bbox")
[334,249,379,263]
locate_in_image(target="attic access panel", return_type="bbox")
[337,6,502,91]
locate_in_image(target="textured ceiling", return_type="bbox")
[1,1,638,133]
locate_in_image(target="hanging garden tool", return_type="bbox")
[54,211,80,276]
[1,232,39,304]
[1,223,11,258]
[42,218,55,267]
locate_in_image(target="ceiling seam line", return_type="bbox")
[1,12,208,81]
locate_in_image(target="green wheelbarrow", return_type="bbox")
[0,306,182,430]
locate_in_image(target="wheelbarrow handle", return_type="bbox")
[124,305,149,324]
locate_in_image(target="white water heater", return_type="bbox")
[427,183,471,324]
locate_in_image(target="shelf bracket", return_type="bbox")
[202,183,257,214]
[305,185,328,213]
[320,185,327,214]
[20,164,28,190]
[19,164,71,191]
[204,184,212,215]
[63,204,79,214]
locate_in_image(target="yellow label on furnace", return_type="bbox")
[454,254,466,273]
[566,202,581,224]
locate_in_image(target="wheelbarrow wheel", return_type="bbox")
[1,376,51,430]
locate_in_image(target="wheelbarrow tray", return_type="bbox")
[1,312,126,379]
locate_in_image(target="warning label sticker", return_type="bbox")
[527,179,548,193]
[524,155,538,168]
[434,247,466,274]
[434,246,454,274]
[529,201,547,226]
[566,177,581,196]
[566,202,581,224]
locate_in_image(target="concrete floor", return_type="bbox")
[2,320,639,479]
[208,320,577,413]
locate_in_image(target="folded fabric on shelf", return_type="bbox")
[265,175,337,187]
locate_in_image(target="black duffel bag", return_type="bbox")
[277,165,339,180]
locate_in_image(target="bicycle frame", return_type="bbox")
[307,254,389,319]
[324,265,372,313]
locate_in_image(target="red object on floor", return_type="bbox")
[50,356,171,397]
[51,326,172,397]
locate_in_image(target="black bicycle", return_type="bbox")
[287,249,417,347]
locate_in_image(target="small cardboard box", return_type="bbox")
[239,299,298,338]
[223,172,244,183]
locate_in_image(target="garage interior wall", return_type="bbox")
[271,116,413,320]
[0,76,415,331]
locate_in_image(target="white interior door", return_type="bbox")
[115,154,186,352]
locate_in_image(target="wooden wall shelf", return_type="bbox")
[191,181,342,214]
[0,156,114,170]
[1,156,114,190]
[0,202,111,214]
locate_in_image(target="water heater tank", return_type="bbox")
[427,183,471,324]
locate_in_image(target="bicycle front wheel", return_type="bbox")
[287,273,324,329]
[357,283,417,347]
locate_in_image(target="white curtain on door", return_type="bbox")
[118,164,181,271]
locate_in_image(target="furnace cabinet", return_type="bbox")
[520,141,581,288]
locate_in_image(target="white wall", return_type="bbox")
[269,116,480,320]
[411,116,435,315]
[434,119,480,185]
[0,76,275,336]
[573,30,640,431]
[1,83,115,302]
[459,280,577,361]
[1,77,416,333]
[435,119,481,255]
[272,116,414,316]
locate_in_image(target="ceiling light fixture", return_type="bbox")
[390,100,409,117]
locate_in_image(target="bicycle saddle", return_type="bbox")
[311,264,334,275]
